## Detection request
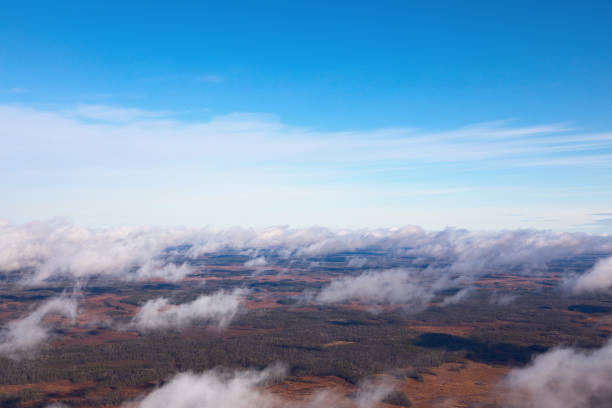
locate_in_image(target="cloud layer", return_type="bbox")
[131,289,246,330]
[0,220,192,283]
[1,220,611,288]
[0,296,78,358]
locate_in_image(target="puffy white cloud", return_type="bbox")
[314,269,468,311]
[135,260,193,282]
[124,365,394,408]
[131,289,246,330]
[0,296,77,358]
[125,365,286,408]
[502,339,612,408]
[189,227,612,277]
[568,256,612,293]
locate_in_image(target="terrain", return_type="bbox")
[1,248,611,407]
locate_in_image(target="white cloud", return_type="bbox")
[308,227,612,309]
[316,269,435,308]
[567,255,612,293]
[0,220,193,284]
[0,296,78,358]
[186,225,612,264]
[502,339,612,408]
[130,289,246,330]
[314,268,468,311]
[1,220,611,285]
[245,256,267,267]
[125,365,285,408]
[124,365,394,408]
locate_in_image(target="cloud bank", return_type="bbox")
[0,296,77,358]
[502,340,612,408]
[131,289,246,330]
[1,220,611,286]
[0,220,192,284]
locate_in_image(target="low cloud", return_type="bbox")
[245,256,267,267]
[124,365,394,408]
[314,269,468,311]
[135,260,193,282]
[0,296,78,358]
[502,339,612,408]
[567,255,612,293]
[346,257,368,268]
[2,220,611,287]
[131,289,246,330]
[0,220,193,284]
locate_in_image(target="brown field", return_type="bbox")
[399,362,509,408]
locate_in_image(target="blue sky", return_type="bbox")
[1,1,611,231]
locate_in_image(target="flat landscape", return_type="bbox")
[1,241,611,408]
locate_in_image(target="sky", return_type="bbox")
[1,1,611,232]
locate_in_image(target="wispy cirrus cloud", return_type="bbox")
[0,220,193,284]
[566,255,612,294]
[313,268,469,312]
[2,105,609,169]
[67,105,171,122]
[2,104,612,230]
